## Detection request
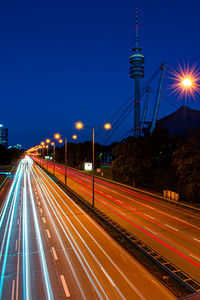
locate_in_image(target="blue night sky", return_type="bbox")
[0,0,200,149]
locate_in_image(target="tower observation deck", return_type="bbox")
[130,8,144,136]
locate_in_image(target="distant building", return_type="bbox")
[0,124,8,148]
[145,106,200,137]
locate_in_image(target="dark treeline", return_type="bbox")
[0,145,23,166]
[112,127,200,203]
[53,127,200,203]
[55,142,112,170]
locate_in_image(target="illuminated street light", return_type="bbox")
[75,122,84,129]
[76,121,111,208]
[54,133,60,140]
[59,139,63,144]
[46,138,51,144]
[72,134,77,140]
[104,123,111,130]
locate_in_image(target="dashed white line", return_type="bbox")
[40,208,43,214]
[11,279,15,300]
[52,247,58,260]
[38,201,40,206]
[17,218,19,226]
[145,227,157,235]
[15,240,18,252]
[60,275,70,298]
[144,213,155,220]
[42,217,46,224]
[164,224,179,231]
[189,254,200,262]
[101,267,115,287]
[45,229,51,239]
[193,238,200,243]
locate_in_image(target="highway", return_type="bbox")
[35,158,200,283]
[0,157,175,300]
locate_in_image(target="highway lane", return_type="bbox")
[35,159,200,282]
[0,157,175,299]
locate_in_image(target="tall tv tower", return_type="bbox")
[130,8,144,136]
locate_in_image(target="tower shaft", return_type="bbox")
[130,8,144,136]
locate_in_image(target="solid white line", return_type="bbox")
[15,240,18,252]
[11,279,15,300]
[42,217,46,224]
[164,224,179,231]
[52,247,58,260]
[144,213,155,220]
[101,267,115,287]
[145,227,157,235]
[193,238,200,243]
[60,275,70,298]
[45,229,51,239]
[189,254,200,262]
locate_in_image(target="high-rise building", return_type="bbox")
[0,124,8,148]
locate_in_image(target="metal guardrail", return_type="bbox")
[37,162,200,296]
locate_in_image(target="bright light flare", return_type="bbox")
[182,78,193,87]
[46,139,50,144]
[72,134,78,140]
[58,139,63,144]
[41,142,45,146]
[169,63,200,99]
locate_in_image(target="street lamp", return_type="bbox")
[75,121,111,208]
[54,134,78,186]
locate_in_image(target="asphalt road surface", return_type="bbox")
[0,157,175,299]
[36,159,200,283]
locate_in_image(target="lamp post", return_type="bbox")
[46,139,51,171]
[64,134,77,186]
[75,122,111,208]
[51,142,55,175]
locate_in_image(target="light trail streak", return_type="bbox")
[0,162,23,298]
[22,164,31,300]
[33,172,107,300]
[0,162,22,229]
[64,171,200,249]
[33,165,146,300]
[27,166,54,300]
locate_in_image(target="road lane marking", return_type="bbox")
[60,275,70,298]
[101,267,115,287]
[144,213,155,220]
[40,208,43,214]
[145,227,157,235]
[17,218,19,226]
[38,201,40,205]
[52,247,58,260]
[164,224,179,231]
[11,279,15,300]
[15,240,18,252]
[189,254,200,262]
[107,194,112,198]
[42,217,46,224]
[193,238,200,243]
[45,229,51,239]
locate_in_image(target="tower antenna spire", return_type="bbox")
[135,7,139,49]
[130,7,145,136]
